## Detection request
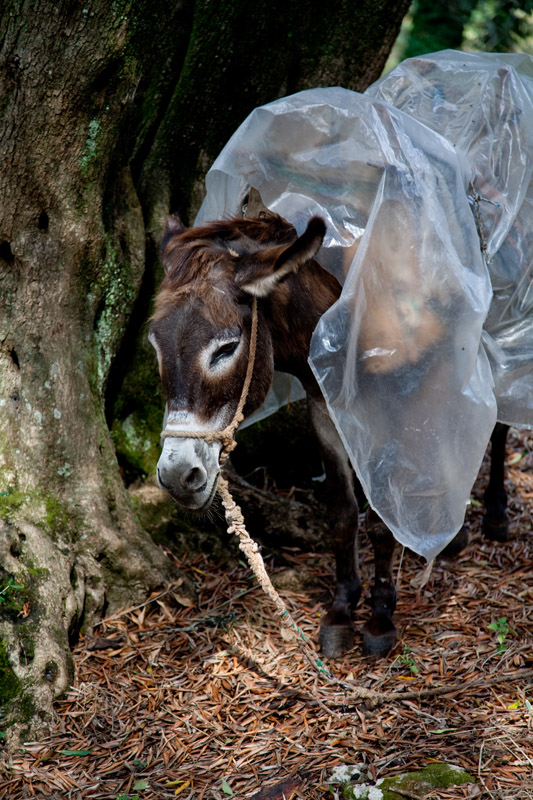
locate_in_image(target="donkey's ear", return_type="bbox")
[164,214,187,237]
[238,216,326,298]
[160,214,187,264]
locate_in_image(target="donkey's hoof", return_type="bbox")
[362,615,397,658]
[482,516,509,542]
[441,526,470,558]
[319,622,356,658]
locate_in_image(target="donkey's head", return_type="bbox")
[149,212,326,511]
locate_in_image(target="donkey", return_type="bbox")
[149,210,510,658]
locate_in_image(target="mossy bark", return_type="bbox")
[0,1,197,747]
[0,0,409,745]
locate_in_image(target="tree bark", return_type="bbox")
[0,0,409,746]
[0,1,199,747]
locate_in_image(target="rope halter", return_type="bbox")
[160,297,258,466]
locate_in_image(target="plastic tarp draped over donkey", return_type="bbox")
[196,51,533,560]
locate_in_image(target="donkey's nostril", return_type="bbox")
[185,466,207,491]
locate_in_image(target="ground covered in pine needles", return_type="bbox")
[1,429,532,799]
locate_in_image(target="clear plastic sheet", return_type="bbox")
[196,51,533,559]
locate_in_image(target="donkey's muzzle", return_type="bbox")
[157,436,221,510]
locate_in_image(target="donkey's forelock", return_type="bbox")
[160,213,297,280]
[152,280,246,331]
[153,212,300,323]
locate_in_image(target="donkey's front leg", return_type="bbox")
[308,398,361,657]
[483,422,509,542]
[362,509,397,657]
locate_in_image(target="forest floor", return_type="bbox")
[0,428,532,800]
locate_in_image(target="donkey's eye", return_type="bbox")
[211,340,239,365]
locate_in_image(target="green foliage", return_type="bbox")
[403,0,475,59]
[0,572,28,620]
[392,0,533,70]
[487,616,516,653]
[394,645,419,674]
[0,563,50,632]
[464,0,533,52]
[0,577,24,605]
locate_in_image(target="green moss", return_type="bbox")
[26,567,50,580]
[0,491,25,523]
[0,638,21,707]
[18,627,36,666]
[377,763,474,799]
[0,487,72,542]
[331,763,474,800]
[79,118,103,176]
[16,690,37,724]
[112,412,161,479]
[111,370,164,480]
[0,571,27,618]
[91,236,140,397]
[43,495,70,540]
[0,567,48,624]
[0,634,40,735]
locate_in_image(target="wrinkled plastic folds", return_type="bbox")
[196,51,533,559]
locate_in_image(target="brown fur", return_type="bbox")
[153,212,339,389]
[151,213,338,430]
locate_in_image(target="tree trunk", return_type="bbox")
[0,0,409,746]
[0,2,199,746]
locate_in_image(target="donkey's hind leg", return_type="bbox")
[440,525,470,558]
[442,423,510,555]
[483,422,510,542]
[308,397,361,657]
[362,509,397,657]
